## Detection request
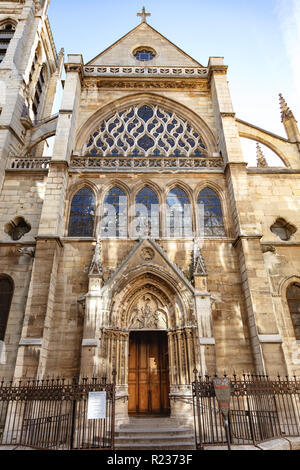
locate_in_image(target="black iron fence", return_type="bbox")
[193,374,300,449]
[0,373,116,450]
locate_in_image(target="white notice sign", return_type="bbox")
[87,392,107,420]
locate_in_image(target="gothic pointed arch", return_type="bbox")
[75,93,218,156]
[286,282,300,340]
[134,186,160,238]
[0,20,16,63]
[101,186,128,238]
[166,186,193,238]
[68,187,96,237]
[197,187,225,237]
[0,275,14,341]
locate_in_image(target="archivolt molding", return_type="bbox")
[75,93,218,156]
[103,263,195,329]
[106,270,193,330]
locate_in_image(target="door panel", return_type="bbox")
[128,331,169,415]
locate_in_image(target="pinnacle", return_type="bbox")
[256,143,268,168]
[279,93,295,122]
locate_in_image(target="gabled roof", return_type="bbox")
[86,22,203,67]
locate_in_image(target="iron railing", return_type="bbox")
[192,373,300,449]
[0,373,116,450]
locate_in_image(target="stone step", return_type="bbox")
[116,427,192,434]
[115,417,195,450]
[115,434,194,445]
[115,442,196,450]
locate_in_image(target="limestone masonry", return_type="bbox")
[0,0,300,424]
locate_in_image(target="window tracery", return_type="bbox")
[197,188,225,236]
[83,105,208,158]
[101,187,127,238]
[166,187,192,238]
[68,188,95,237]
[135,187,159,238]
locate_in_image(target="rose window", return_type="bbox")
[83,105,208,157]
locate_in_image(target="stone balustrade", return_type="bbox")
[83,65,208,77]
[7,155,224,172]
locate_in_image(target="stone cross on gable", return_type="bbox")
[137,6,151,23]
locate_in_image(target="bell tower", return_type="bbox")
[0,0,61,190]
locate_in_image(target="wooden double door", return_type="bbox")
[128,331,170,415]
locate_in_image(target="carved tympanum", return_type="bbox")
[129,294,167,330]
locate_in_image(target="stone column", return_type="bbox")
[209,57,287,375]
[14,55,84,379]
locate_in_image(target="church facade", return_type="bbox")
[0,0,300,423]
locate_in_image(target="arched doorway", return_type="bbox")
[96,250,199,422]
[128,330,170,415]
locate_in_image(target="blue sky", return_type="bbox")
[48,0,300,165]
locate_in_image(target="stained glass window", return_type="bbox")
[135,187,159,238]
[0,277,13,341]
[83,105,208,158]
[197,188,225,237]
[68,188,95,237]
[135,50,155,61]
[101,187,127,238]
[287,283,300,340]
[166,187,192,238]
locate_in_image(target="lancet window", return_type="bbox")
[197,188,225,236]
[101,187,127,238]
[0,277,13,341]
[286,283,300,340]
[68,188,95,237]
[0,23,15,63]
[135,187,159,238]
[83,105,208,158]
[166,187,193,238]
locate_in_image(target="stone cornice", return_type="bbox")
[232,234,263,248]
[35,235,64,247]
[65,63,84,82]
[224,161,248,174]
[220,112,236,118]
[49,160,69,169]
[83,78,208,91]
[208,65,228,81]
